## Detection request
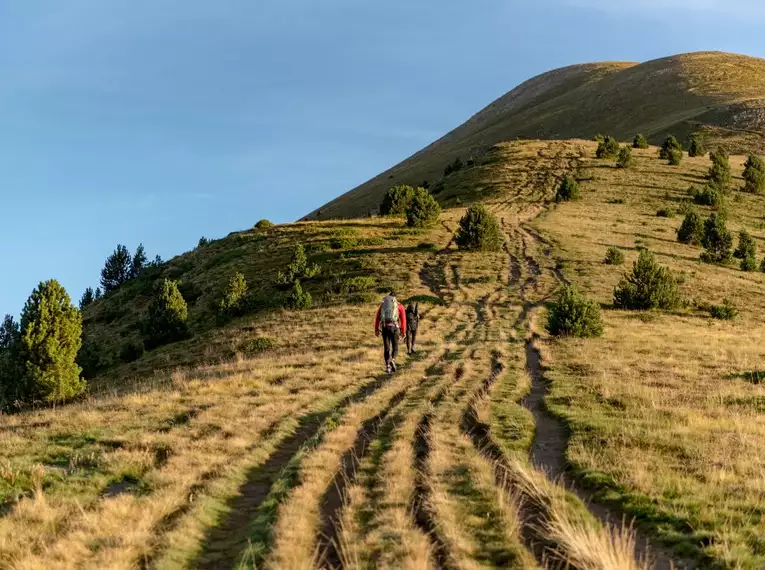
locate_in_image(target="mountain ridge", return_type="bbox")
[305,50,765,221]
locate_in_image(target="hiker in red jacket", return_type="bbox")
[374,290,407,374]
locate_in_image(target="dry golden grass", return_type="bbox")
[535,141,765,567]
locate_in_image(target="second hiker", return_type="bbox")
[374,290,407,374]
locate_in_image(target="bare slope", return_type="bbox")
[307,51,765,220]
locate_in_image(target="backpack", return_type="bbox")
[381,296,399,324]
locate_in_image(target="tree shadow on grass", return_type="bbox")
[727,370,765,385]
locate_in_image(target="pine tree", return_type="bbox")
[677,211,704,245]
[143,280,190,349]
[217,272,248,319]
[19,280,85,404]
[616,145,634,168]
[701,213,733,264]
[0,314,23,408]
[708,148,731,190]
[743,154,765,194]
[380,185,416,216]
[405,188,441,228]
[94,287,103,300]
[555,175,580,202]
[613,251,681,310]
[633,134,649,149]
[455,205,504,251]
[688,135,706,157]
[79,287,95,310]
[659,135,682,160]
[130,244,147,278]
[734,229,756,260]
[100,245,132,292]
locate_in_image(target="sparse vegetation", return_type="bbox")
[709,298,738,320]
[632,134,649,149]
[603,246,624,265]
[455,204,504,251]
[613,250,681,310]
[555,175,580,202]
[405,187,441,228]
[656,207,675,218]
[443,156,463,176]
[547,285,603,337]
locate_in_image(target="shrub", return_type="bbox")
[277,243,320,284]
[240,337,276,355]
[380,185,416,216]
[443,157,463,177]
[700,213,733,264]
[340,276,376,294]
[119,341,145,363]
[405,188,441,228]
[455,204,504,251]
[734,230,756,260]
[688,135,705,157]
[18,280,85,404]
[656,208,675,218]
[595,136,620,159]
[79,287,95,310]
[710,299,738,320]
[690,184,725,208]
[330,237,359,249]
[743,154,765,194]
[616,145,634,168]
[708,148,731,190]
[603,246,625,265]
[633,134,649,149]
[741,255,757,272]
[287,280,312,310]
[100,244,132,293]
[555,175,580,202]
[143,279,190,349]
[547,285,603,338]
[613,250,681,310]
[668,148,683,166]
[659,135,682,160]
[677,211,704,245]
[255,219,274,230]
[217,272,248,319]
[198,237,210,247]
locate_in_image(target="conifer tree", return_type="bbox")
[19,280,84,403]
[130,244,147,279]
[143,280,190,349]
[79,287,95,310]
[100,245,132,292]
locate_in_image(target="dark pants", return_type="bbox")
[382,325,399,365]
[406,328,418,353]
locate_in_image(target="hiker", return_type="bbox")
[406,303,419,354]
[374,290,406,373]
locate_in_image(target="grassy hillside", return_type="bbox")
[5,139,765,568]
[307,51,765,221]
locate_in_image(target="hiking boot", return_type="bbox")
[385,363,391,374]
[390,360,397,373]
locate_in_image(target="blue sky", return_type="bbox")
[1,0,764,316]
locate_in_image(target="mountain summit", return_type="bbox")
[306,51,765,220]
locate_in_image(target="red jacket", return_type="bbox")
[375,301,406,335]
